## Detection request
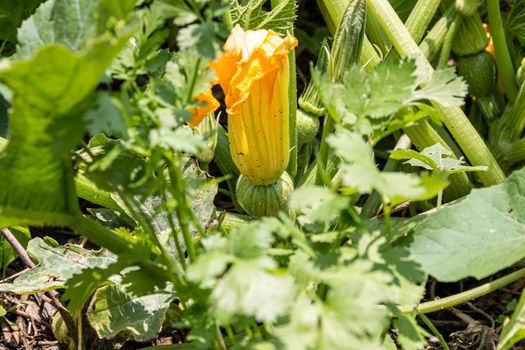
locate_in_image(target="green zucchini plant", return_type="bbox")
[2,0,525,349]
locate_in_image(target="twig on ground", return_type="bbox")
[1,228,79,347]
[2,228,35,268]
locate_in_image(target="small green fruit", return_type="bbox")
[296,109,320,145]
[236,172,294,217]
[457,51,496,98]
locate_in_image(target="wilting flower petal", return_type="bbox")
[210,25,298,185]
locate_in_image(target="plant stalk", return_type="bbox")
[418,313,451,350]
[362,134,412,218]
[287,50,298,178]
[367,0,505,186]
[72,215,133,255]
[75,175,122,212]
[408,266,525,314]
[419,3,457,62]
[168,154,197,263]
[487,0,518,103]
[404,0,442,44]
[316,0,472,196]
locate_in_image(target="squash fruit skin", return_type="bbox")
[296,109,320,146]
[457,51,496,98]
[236,172,294,217]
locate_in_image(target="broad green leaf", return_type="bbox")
[16,0,56,58]
[63,244,165,311]
[498,288,525,350]
[176,21,226,58]
[87,284,175,341]
[117,159,217,257]
[0,0,45,42]
[0,238,115,294]
[17,0,137,57]
[391,143,488,174]
[0,26,134,228]
[409,166,525,281]
[389,0,417,22]
[84,92,128,138]
[229,0,297,34]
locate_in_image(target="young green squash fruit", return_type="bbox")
[296,109,320,145]
[236,172,294,217]
[456,51,496,98]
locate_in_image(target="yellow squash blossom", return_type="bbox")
[210,25,297,186]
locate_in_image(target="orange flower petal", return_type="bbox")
[188,89,220,127]
[210,25,297,114]
[209,25,297,185]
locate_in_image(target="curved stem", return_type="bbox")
[410,266,525,314]
[418,312,451,350]
[487,0,518,103]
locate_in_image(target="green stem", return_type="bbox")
[316,0,472,196]
[476,95,501,122]
[287,50,298,178]
[168,154,196,263]
[503,83,525,139]
[418,313,451,350]
[220,212,250,231]
[315,116,334,185]
[75,175,122,212]
[504,138,525,166]
[367,0,505,187]
[362,134,411,218]
[223,0,233,29]
[411,266,525,314]
[162,191,187,270]
[215,326,227,350]
[487,0,518,103]
[225,325,236,346]
[404,0,442,44]
[382,199,391,233]
[214,126,242,212]
[117,193,186,280]
[438,14,462,68]
[366,10,390,55]
[71,215,132,255]
[419,3,457,61]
